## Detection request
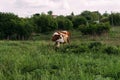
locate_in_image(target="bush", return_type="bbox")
[32,14,58,33]
[59,42,120,55]
[56,16,73,30]
[72,16,87,29]
[59,42,103,54]
[79,23,110,35]
[0,12,34,40]
[104,46,120,55]
[59,43,89,54]
[88,42,103,52]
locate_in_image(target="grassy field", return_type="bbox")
[0,27,120,80]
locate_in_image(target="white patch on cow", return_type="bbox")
[53,32,59,36]
[56,42,60,48]
[62,31,67,33]
[56,35,64,43]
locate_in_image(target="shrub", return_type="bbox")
[88,42,103,52]
[104,46,120,55]
[56,16,73,30]
[32,14,58,33]
[79,22,110,35]
[59,43,89,54]
[72,16,87,29]
[59,42,120,55]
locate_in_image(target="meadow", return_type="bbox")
[0,27,120,80]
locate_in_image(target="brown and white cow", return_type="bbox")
[52,30,70,48]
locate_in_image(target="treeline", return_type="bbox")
[0,11,120,40]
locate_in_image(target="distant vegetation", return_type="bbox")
[0,10,120,79]
[0,11,120,40]
[79,22,110,35]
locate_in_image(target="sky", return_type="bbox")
[0,0,120,17]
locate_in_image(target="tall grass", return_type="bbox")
[0,41,120,80]
[0,27,120,80]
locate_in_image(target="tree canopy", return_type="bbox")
[0,11,120,40]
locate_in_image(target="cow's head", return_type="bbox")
[52,34,61,41]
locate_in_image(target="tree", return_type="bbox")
[56,16,73,30]
[0,12,19,39]
[0,12,34,40]
[81,11,93,22]
[100,12,109,23]
[47,11,53,15]
[32,13,58,33]
[71,12,74,16]
[103,11,109,17]
[79,22,110,35]
[91,11,101,22]
[32,13,40,17]
[109,13,120,26]
[72,16,87,29]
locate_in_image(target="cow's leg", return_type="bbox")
[55,42,60,48]
[67,38,70,44]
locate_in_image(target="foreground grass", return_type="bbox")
[0,27,120,80]
[0,41,120,80]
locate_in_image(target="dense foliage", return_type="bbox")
[109,13,120,26]
[72,16,87,29]
[31,13,58,33]
[59,42,120,55]
[0,12,33,40]
[0,11,120,40]
[79,23,110,35]
[56,16,73,30]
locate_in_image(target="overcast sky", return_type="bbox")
[0,0,120,17]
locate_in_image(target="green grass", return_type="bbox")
[0,27,120,80]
